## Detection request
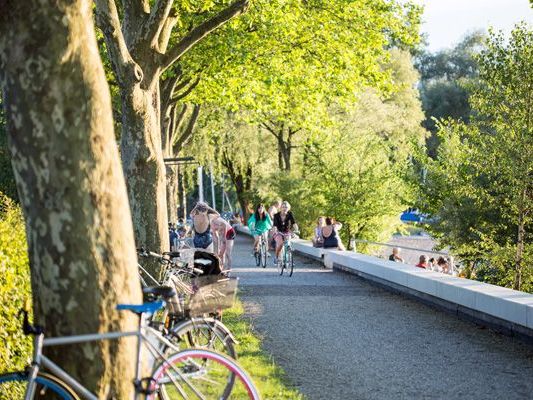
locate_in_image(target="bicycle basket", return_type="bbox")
[186,276,238,316]
[193,250,223,275]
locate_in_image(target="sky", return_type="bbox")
[413,0,533,51]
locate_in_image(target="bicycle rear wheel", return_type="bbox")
[0,371,79,399]
[169,318,237,358]
[167,318,237,398]
[149,348,260,400]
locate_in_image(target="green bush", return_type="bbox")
[0,192,31,371]
[0,100,19,202]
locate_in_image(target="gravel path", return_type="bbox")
[231,234,533,400]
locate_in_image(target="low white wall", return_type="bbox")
[235,225,533,337]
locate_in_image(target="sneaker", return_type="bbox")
[272,256,277,266]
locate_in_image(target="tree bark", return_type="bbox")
[0,1,141,398]
[222,153,252,222]
[166,164,179,223]
[120,83,170,256]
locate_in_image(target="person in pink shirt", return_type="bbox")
[211,216,236,270]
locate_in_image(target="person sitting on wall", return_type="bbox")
[321,217,346,250]
[313,216,325,248]
[436,256,449,273]
[389,247,404,263]
[415,254,428,269]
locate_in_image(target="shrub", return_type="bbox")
[0,192,31,371]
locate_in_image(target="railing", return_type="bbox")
[352,239,448,256]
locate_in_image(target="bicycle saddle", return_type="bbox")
[116,300,165,314]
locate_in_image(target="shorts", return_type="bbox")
[225,227,236,240]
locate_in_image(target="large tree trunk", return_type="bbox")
[178,168,188,220]
[0,1,141,398]
[167,164,179,223]
[223,155,253,222]
[121,84,170,255]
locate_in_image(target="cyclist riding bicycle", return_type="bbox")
[247,203,273,254]
[272,201,298,266]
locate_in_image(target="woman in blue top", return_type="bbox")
[247,203,273,253]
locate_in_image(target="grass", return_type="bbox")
[221,300,306,400]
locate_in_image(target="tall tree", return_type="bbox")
[418,24,533,292]
[0,1,142,396]
[470,24,533,290]
[179,0,422,172]
[94,0,249,257]
[282,50,426,242]
[415,31,485,156]
[191,108,277,220]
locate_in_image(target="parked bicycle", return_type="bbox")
[0,302,260,399]
[137,249,239,368]
[254,233,268,268]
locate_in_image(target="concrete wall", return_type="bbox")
[235,225,533,340]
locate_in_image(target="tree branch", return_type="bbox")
[161,0,249,71]
[260,122,280,139]
[158,9,179,53]
[172,76,201,102]
[160,68,183,116]
[95,0,143,85]
[141,0,174,51]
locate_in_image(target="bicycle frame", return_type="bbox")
[25,311,183,400]
[281,234,292,260]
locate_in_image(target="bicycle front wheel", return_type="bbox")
[148,348,260,400]
[169,317,237,358]
[287,249,294,277]
[260,240,267,268]
[0,371,79,399]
